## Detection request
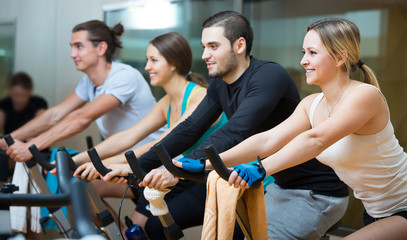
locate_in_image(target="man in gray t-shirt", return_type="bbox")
[1,20,159,162]
[75,62,160,145]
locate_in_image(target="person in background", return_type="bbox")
[0,72,47,186]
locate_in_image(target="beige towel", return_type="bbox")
[201,171,268,240]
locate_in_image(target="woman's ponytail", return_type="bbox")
[358,61,380,89]
[186,72,208,88]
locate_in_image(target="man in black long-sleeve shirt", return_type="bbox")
[106,11,348,239]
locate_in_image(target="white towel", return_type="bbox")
[10,162,42,233]
[143,187,171,216]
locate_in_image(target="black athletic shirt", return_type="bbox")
[139,57,348,197]
[0,96,48,134]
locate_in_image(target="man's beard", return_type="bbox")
[209,50,238,78]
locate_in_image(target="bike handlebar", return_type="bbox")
[1,138,100,238]
[0,147,73,207]
[29,144,55,171]
[86,136,94,149]
[203,144,232,181]
[87,147,111,176]
[4,135,14,146]
[28,145,79,174]
[58,147,79,171]
[0,193,70,207]
[125,151,146,180]
[153,143,206,183]
[86,148,141,188]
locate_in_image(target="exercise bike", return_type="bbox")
[0,147,104,240]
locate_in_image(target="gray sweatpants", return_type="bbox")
[265,183,348,240]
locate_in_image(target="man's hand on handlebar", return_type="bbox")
[139,168,179,191]
[73,162,101,181]
[173,157,205,173]
[228,164,266,189]
[6,139,32,162]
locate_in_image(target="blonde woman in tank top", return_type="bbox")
[206,18,407,239]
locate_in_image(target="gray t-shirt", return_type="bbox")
[75,62,164,147]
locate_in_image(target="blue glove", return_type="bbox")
[177,157,205,173]
[234,163,266,188]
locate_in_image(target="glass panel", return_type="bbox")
[104,0,234,100]
[0,23,15,98]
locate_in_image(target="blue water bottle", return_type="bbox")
[125,216,147,240]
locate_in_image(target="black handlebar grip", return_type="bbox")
[153,143,206,183]
[0,193,71,207]
[204,144,232,181]
[4,135,14,146]
[58,147,79,171]
[87,147,111,176]
[86,136,94,149]
[124,150,146,180]
[28,144,55,171]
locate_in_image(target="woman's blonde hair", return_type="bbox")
[306,17,379,88]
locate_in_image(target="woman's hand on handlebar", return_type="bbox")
[228,164,266,189]
[73,162,101,181]
[139,168,179,191]
[101,163,130,185]
[7,139,32,162]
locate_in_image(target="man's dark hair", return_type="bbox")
[72,20,124,63]
[202,11,253,57]
[10,72,33,90]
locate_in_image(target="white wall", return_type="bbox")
[0,0,125,150]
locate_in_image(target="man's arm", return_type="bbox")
[7,93,121,162]
[10,92,85,141]
[31,93,121,150]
